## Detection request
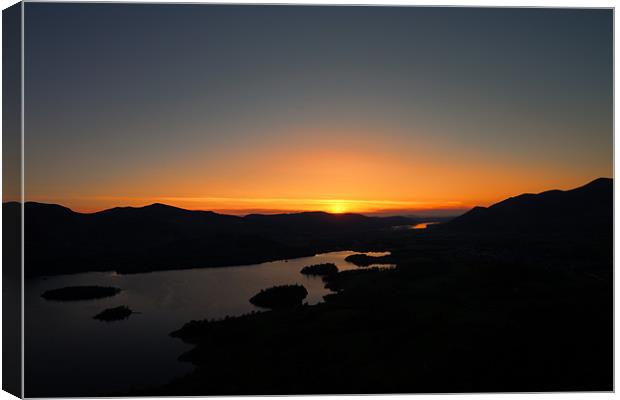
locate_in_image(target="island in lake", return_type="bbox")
[93,306,134,322]
[300,263,339,276]
[41,286,121,301]
[249,284,309,309]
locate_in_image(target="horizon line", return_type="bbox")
[11,176,611,216]
[5,200,470,218]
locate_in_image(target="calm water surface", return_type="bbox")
[412,221,439,229]
[25,251,392,397]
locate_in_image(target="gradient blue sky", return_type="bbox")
[23,5,612,214]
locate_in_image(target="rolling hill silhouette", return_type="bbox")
[11,202,414,276]
[439,177,612,233]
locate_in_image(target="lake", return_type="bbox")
[412,222,440,229]
[25,250,392,397]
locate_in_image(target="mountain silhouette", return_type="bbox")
[439,177,612,234]
[12,202,414,276]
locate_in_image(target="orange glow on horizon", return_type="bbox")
[27,195,470,215]
[23,125,611,215]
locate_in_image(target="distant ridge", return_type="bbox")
[4,201,427,226]
[12,201,415,276]
[439,178,612,234]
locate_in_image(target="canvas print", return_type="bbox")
[2,3,613,397]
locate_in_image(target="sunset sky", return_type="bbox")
[22,5,612,215]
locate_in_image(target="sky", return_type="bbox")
[21,4,612,215]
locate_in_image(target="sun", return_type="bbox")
[328,201,348,214]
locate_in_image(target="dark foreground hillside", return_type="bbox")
[150,178,613,394]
